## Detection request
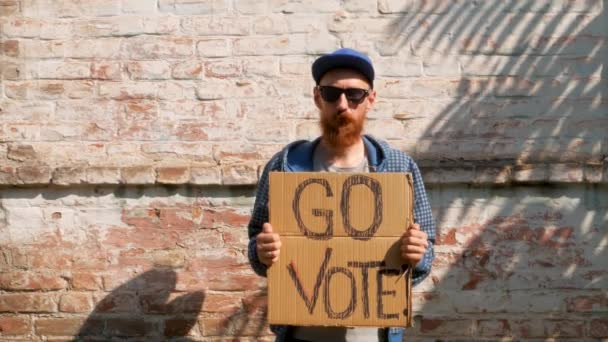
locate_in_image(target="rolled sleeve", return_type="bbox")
[247,156,279,277]
[409,159,436,285]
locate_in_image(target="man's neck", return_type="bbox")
[319,137,366,168]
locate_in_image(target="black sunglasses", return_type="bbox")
[317,86,371,103]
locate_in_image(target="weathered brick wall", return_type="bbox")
[1,0,606,340]
[1,185,606,340]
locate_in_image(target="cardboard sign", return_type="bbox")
[268,172,414,328]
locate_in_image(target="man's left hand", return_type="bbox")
[400,223,428,267]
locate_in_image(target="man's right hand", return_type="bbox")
[256,222,281,266]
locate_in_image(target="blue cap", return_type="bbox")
[312,48,375,88]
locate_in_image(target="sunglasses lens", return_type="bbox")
[345,89,366,102]
[320,87,342,102]
[319,86,369,103]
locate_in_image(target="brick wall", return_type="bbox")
[1,0,606,340]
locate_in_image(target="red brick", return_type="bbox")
[157,167,190,184]
[209,272,265,292]
[202,292,243,313]
[221,164,258,185]
[71,254,109,271]
[121,207,161,229]
[0,1,20,16]
[511,319,545,338]
[152,249,185,268]
[37,82,65,98]
[127,61,171,80]
[107,214,180,248]
[201,311,268,337]
[567,294,607,312]
[0,166,18,184]
[200,316,224,336]
[105,318,159,337]
[130,268,180,294]
[172,60,203,79]
[0,250,11,269]
[420,318,474,335]
[174,272,205,292]
[0,316,31,335]
[213,145,263,164]
[1,62,22,80]
[1,39,19,57]
[177,269,264,292]
[103,228,129,248]
[432,251,460,268]
[113,228,180,249]
[7,247,28,269]
[461,271,490,290]
[71,272,102,291]
[59,292,93,313]
[191,166,222,184]
[0,293,57,313]
[173,123,210,141]
[99,81,157,100]
[16,165,52,184]
[535,227,574,247]
[436,228,457,245]
[163,317,199,336]
[159,207,197,230]
[462,247,491,269]
[91,61,122,80]
[221,228,249,247]
[201,208,251,229]
[477,319,510,337]
[187,249,247,271]
[85,167,121,184]
[141,291,204,314]
[241,290,267,316]
[121,166,156,184]
[590,318,608,337]
[205,60,242,78]
[545,319,585,337]
[94,292,139,313]
[52,166,88,185]
[101,272,138,291]
[73,316,104,336]
[123,36,193,59]
[0,271,67,291]
[36,318,83,336]
[178,229,224,251]
[116,248,153,268]
[121,101,158,120]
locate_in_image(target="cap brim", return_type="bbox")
[312,54,374,85]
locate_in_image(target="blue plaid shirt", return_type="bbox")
[247,135,436,341]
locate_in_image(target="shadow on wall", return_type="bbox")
[74,268,204,341]
[71,255,268,340]
[219,287,269,338]
[380,1,606,166]
[376,0,606,338]
[63,186,269,340]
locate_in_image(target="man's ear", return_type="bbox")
[313,86,323,109]
[367,90,377,106]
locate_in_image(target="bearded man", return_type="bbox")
[248,48,436,342]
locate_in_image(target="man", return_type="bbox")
[247,48,436,342]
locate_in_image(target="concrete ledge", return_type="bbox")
[0,162,606,186]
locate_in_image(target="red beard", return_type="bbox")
[320,110,365,150]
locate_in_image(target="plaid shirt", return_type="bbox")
[247,135,436,341]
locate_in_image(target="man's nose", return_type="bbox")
[335,93,349,111]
